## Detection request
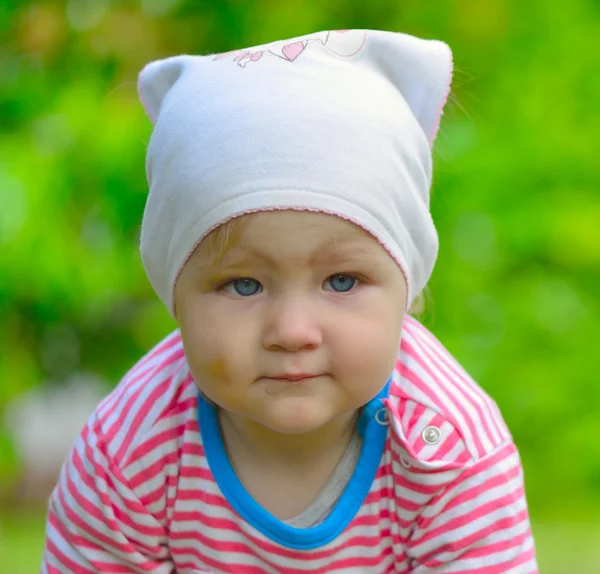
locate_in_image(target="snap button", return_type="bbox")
[400,454,412,469]
[374,407,389,426]
[422,425,441,445]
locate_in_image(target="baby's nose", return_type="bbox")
[262,297,323,352]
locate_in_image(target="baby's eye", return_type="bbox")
[223,278,263,297]
[324,274,358,293]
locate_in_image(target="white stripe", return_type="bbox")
[418,448,521,521]
[400,329,495,455]
[387,394,471,464]
[405,320,506,445]
[434,517,532,564]
[417,420,457,460]
[439,433,469,463]
[96,340,181,420]
[102,358,188,460]
[411,495,528,558]
[420,479,528,548]
[65,440,167,538]
[429,531,535,573]
[503,550,538,574]
[44,517,92,570]
[415,331,504,446]
[98,341,184,425]
[407,406,437,445]
[169,522,392,571]
[41,325,536,573]
[401,396,417,430]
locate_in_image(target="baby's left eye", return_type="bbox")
[324,274,358,293]
[223,277,263,297]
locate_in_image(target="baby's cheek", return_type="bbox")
[340,323,399,375]
[205,357,228,381]
[192,353,245,391]
[188,354,226,385]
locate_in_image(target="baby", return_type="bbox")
[41,29,538,573]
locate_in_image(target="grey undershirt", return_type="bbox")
[283,431,363,528]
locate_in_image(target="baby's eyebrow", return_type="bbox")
[310,246,379,264]
[209,244,380,269]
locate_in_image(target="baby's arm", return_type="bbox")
[406,440,537,573]
[40,411,173,573]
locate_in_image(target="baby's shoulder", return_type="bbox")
[385,316,512,469]
[91,330,197,470]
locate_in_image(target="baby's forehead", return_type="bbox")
[195,210,388,264]
[240,210,371,239]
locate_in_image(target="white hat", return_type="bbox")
[138,29,452,314]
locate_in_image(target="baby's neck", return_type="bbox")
[217,409,361,520]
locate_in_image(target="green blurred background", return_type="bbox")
[1,0,599,572]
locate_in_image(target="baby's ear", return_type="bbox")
[371,32,453,146]
[137,55,191,124]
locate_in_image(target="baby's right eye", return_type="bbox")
[222,278,263,297]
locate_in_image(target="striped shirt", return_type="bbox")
[41,316,538,573]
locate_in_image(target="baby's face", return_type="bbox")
[174,211,407,435]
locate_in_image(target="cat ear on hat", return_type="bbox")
[137,55,192,124]
[138,32,452,141]
[370,32,453,146]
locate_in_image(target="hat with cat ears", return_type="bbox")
[139,30,452,145]
[138,30,453,314]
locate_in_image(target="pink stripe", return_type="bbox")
[97,333,182,417]
[398,337,488,457]
[412,412,446,454]
[404,317,506,442]
[61,459,125,543]
[125,427,188,487]
[57,471,166,567]
[170,512,391,562]
[403,328,499,449]
[414,441,517,516]
[418,464,522,533]
[99,348,186,436]
[417,508,531,566]
[440,547,537,574]
[75,430,167,539]
[113,376,181,464]
[45,513,96,573]
[405,320,505,443]
[126,400,197,466]
[442,464,522,518]
[426,426,463,460]
[127,449,180,491]
[55,484,125,557]
[49,511,163,572]
[389,478,444,505]
[124,331,182,380]
[41,320,536,571]
[151,371,197,423]
[173,545,276,574]
[416,500,530,555]
[137,471,179,512]
[432,528,533,564]
[405,317,505,430]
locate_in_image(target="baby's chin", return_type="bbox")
[253,397,353,435]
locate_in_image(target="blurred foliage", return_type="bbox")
[1,0,599,526]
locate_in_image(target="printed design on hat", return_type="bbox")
[213,30,367,67]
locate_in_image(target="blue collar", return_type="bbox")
[197,380,390,549]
